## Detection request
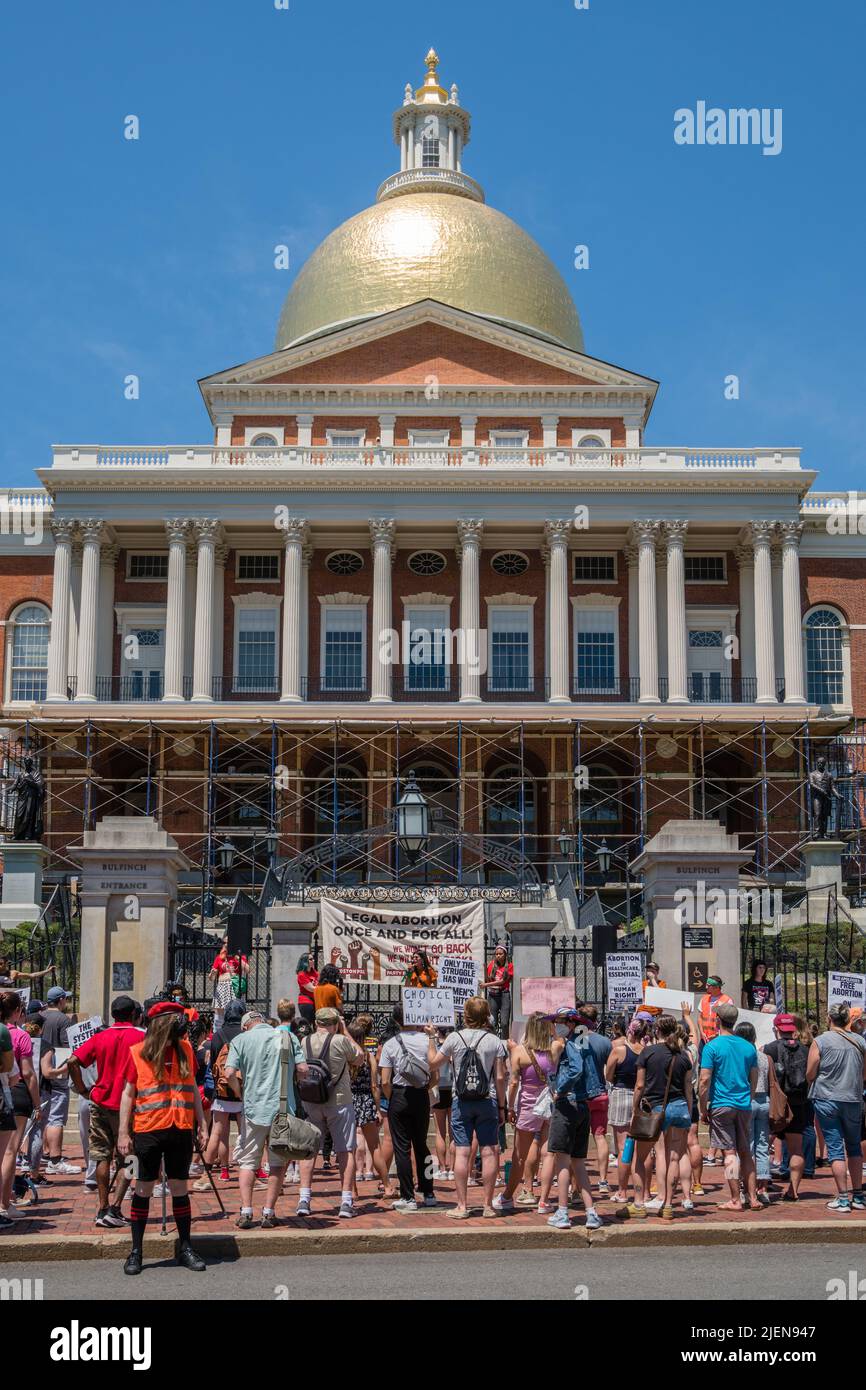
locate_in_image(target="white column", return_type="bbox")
[68,544,82,698]
[212,544,227,695]
[736,544,756,697]
[634,521,660,704]
[184,545,197,694]
[301,545,312,693]
[780,522,806,704]
[191,519,220,702]
[771,547,785,695]
[664,521,689,704]
[623,413,642,451]
[97,545,117,689]
[457,519,483,702]
[163,519,189,702]
[545,520,571,703]
[625,543,639,697]
[379,414,396,451]
[656,548,668,693]
[541,415,559,451]
[46,520,75,701]
[370,518,396,703]
[751,522,777,704]
[448,123,456,170]
[279,519,307,702]
[74,519,104,702]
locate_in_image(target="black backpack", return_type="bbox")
[774,1040,808,1103]
[454,1031,490,1102]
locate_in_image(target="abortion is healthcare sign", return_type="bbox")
[320,899,485,987]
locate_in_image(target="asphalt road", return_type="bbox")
[4,1244,866,1300]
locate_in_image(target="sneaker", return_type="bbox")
[423,1194,439,1208]
[828,1196,852,1212]
[515,1192,539,1207]
[151,1182,168,1199]
[447,1169,455,1181]
[46,1160,81,1175]
[547,1209,571,1229]
[392,1199,418,1214]
[536,1201,554,1214]
[235,1212,255,1229]
[0,1215,14,1231]
[83,1181,98,1193]
[596,1181,610,1195]
[255,1168,268,1182]
[643,1197,663,1211]
[585,1208,603,1230]
[625,1203,649,1219]
[94,1207,125,1228]
[219,1167,231,1182]
[691,1182,705,1195]
[295,1198,311,1218]
[108,1205,128,1226]
[0,1206,24,1222]
[261,1212,282,1229]
[193,1176,212,1192]
[682,1199,695,1213]
[851,1193,866,1211]
[492,1194,514,1212]
[756,1191,771,1207]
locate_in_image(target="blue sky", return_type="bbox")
[1,0,863,487]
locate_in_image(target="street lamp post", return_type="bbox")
[396,772,430,879]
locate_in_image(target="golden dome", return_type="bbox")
[275,192,584,354]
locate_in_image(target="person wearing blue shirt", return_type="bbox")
[699,1003,760,1212]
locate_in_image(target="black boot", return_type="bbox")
[174,1238,206,1272]
[124,1249,143,1276]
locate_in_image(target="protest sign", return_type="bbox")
[735,1007,776,1047]
[644,985,698,1015]
[828,971,866,1012]
[321,899,484,987]
[402,987,456,1029]
[437,956,478,1011]
[67,1016,103,1051]
[520,977,575,1015]
[605,953,643,1010]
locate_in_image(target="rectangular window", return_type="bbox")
[328,432,364,449]
[574,608,618,693]
[237,553,280,582]
[236,607,278,693]
[572,554,616,582]
[128,554,169,581]
[684,555,726,583]
[322,607,366,692]
[489,608,531,691]
[406,606,449,691]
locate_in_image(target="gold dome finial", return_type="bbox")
[416,46,448,102]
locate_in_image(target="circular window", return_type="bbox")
[408,551,446,576]
[491,551,529,577]
[326,551,364,576]
[250,433,278,447]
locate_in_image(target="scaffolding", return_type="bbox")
[1,710,864,928]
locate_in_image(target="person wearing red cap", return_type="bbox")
[118,1000,208,1276]
[764,1013,812,1203]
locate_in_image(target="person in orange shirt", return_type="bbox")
[642,962,667,1017]
[118,1000,208,1277]
[403,949,438,988]
[698,976,735,1044]
[313,963,344,1014]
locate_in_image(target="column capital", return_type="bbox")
[631,520,662,546]
[748,520,776,547]
[457,518,484,551]
[192,518,223,546]
[165,517,191,545]
[459,414,478,428]
[295,413,315,428]
[79,517,106,546]
[100,544,120,568]
[662,519,689,546]
[540,414,560,427]
[735,543,755,569]
[544,518,571,546]
[214,543,229,569]
[378,413,397,428]
[280,517,309,546]
[778,520,804,548]
[369,517,396,547]
[623,542,639,568]
[50,518,76,545]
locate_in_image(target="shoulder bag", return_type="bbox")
[269,1033,322,1161]
[628,1050,676,1143]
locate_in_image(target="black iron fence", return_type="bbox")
[168,929,271,1018]
[1,883,80,1002]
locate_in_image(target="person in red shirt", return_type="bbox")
[296,953,319,1025]
[482,945,514,1037]
[207,939,249,1023]
[67,995,144,1229]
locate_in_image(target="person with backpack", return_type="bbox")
[427,995,507,1219]
[807,1003,866,1213]
[379,1006,436,1213]
[295,1007,364,1219]
[764,1012,812,1203]
[196,998,247,1187]
[535,1008,603,1231]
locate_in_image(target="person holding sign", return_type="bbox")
[402,950,438,989]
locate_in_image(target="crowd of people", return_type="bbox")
[1,950,866,1274]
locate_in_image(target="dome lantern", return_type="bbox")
[378,49,483,205]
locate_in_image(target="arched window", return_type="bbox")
[805,608,844,704]
[250,433,278,447]
[9,604,50,701]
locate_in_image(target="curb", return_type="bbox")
[2,1218,866,1263]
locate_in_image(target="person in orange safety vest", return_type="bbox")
[118,999,208,1277]
[698,977,735,1044]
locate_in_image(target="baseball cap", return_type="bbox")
[26,999,44,1015]
[773,1013,797,1034]
[46,986,72,1004]
[315,1007,340,1025]
[554,1007,579,1022]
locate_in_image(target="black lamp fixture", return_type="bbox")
[597,840,613,877]
[557,826,576,861]
[396,771,430,862]
[217,838,237,875]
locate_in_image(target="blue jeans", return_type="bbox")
[654,1098,691,1132]
[451,1096,499,1148]
[751,1094,770,1181]
[812,1099,863,1163]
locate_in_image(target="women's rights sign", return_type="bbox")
[320,899,485,986]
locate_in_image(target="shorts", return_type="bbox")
[709,1106,752,1153]
[211,1097,243,1115]
[433,1086,453,1112]
[655,1098,691,1132]
[812,1099,863,1162]
[234,1120,287,1172]
[450,1096,499,1148]
[515,1100,549,1136]
[41,1084,69,1128]
[547,1096,590,1160]
[12,1081,33,1119]
[777,1099,813,1137]
[89,1102,121,1164]
[301,1101,356,1153]
[608,1085,634,1129]
[589,1092,609,1136]
[132,1125,195,1182]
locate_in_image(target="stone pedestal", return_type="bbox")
[0,842,46,929]
[802,840,845,896]
[73,816,189,1019]
[504,906,559,1029]
[633,819,748,996]
[266,904,319,1015]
